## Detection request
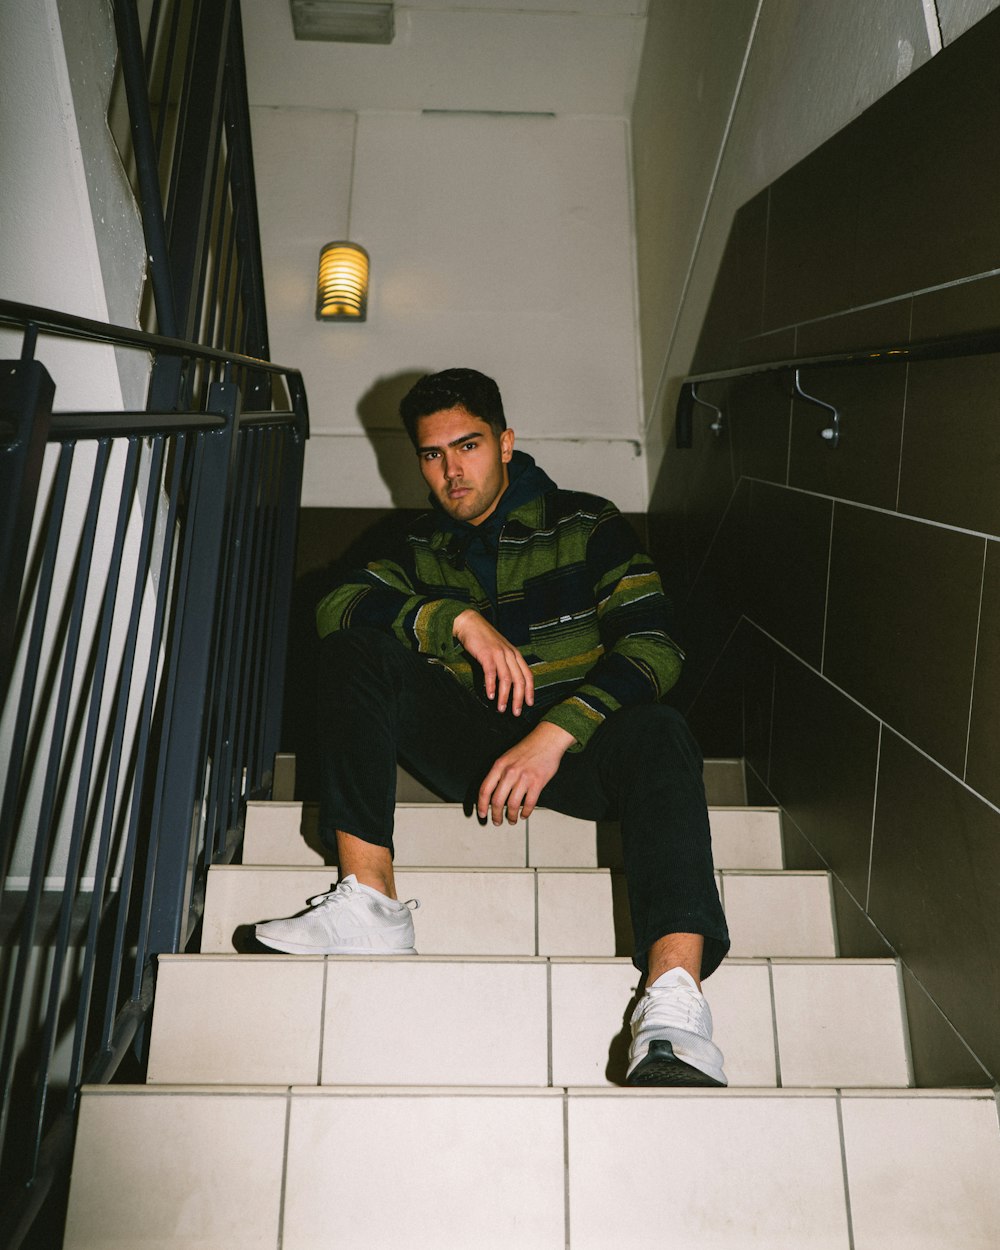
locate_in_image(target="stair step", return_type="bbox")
[394,759,747,807]
[201,866,835,959]
[147,954,911,1090]
[202,866,614,957]
[65,1085,1000,1248]
[242,801,784,871]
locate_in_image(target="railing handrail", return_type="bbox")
[0,299,299,380]
[676,325,1000,447]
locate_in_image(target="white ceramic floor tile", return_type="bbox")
[245,799,305,839]
[536,870,615,956]
[147,955,324,1085]
[710,807,784,869]
[321,958,549,1085]
[392,803,526,866]
[842,1093,1000,1249]
[550,960,642,1086]
[548,959,777,1087]
[202,867,541,956]
[64,1088,287,1249]
[722,871,837,956]
[567,1090,850,1249]
[527,809,598,867]
[705,960,779,1087]
[772,960,910,1087]
[283,1089,565,1249]
[394,869,537,955]
[201,867,342,953]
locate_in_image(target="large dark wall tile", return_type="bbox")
[729,373,791,485]
[679,383,738,580]
[898,355,1000,533]
[824,505,984,774]
[869,730,1000,1081]
[789,301,910,509]
[901,967,995,1087]
[910,272,1000,340]
[768,649,880,898]
[795,299,912,357]
[693,190,769,372]
[745,481,831,666]
[853,14,1000,304]
[966,539,1000,807]
[674,479,751,713]
[789,365,905,509]
[741,623,776,786]
[763,127,860,330]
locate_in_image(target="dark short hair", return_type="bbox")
[399,368,506,443]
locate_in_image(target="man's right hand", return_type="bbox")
[452,609,534,716]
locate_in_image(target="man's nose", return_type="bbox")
[443,452,459,480]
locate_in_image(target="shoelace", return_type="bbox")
[306,883,419,911]
[637,981,705,1033]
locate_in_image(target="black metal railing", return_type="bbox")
[112,0,271,405]
[675,326,1000,448]
[0,302,307,1242]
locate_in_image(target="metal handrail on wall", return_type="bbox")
[675,326,1000,448]
[0,301,308,1240]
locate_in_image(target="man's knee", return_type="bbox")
[319,627,406,687]
[603,703,702,771]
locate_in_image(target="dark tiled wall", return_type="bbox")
[650,11,1000,1085]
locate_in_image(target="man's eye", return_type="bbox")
[462,442,478,451]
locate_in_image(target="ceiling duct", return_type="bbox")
[290,1,395,44]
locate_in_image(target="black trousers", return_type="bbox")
[316,628,730,979]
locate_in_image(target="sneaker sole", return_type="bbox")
[626,1039,727,1088]
[253,928,417,956]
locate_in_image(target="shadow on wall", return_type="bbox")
[356,369,429,507]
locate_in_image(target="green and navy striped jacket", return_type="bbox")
[315,462,684,749]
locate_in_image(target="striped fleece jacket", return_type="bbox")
[315,453,685,749]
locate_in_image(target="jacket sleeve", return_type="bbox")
[315,556,468,659]
[540,504,684,749]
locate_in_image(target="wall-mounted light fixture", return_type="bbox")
[316,241,369,321]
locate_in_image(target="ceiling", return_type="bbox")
[243,0,650,117]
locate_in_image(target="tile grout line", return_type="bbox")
[546,960,554,1088]
[835,1091,857,1250]
[276,1090,292,1250]
[317,959,329,1085]
[962,539,988,781]
[820,499,835,673]
[865,724,883,913]
[746,620,1000,819]
[741,473,998,542]
[534,868,540,957]
[767,960,783,1089]
[562,1089,571,1250]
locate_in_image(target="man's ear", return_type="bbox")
[500,428,515,463]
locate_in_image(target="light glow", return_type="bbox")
[316,242,369,320]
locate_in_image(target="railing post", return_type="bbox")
[0,357,54,707]
[142,377,240,957]
[259,385,308,789]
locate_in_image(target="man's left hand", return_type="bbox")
[478,721,576,825]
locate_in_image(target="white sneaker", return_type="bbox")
[254,875,418,955]
[626,967,728,1087]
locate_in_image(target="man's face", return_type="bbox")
[414,405,514,526]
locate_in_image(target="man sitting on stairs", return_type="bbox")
[255,368,731,1087]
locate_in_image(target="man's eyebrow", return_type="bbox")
[415,431,484,453]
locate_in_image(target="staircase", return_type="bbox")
[63,760,1000,1247]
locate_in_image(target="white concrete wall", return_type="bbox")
[245,1,650,511]
[252,106,646,509]
[633,0,1000,491]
